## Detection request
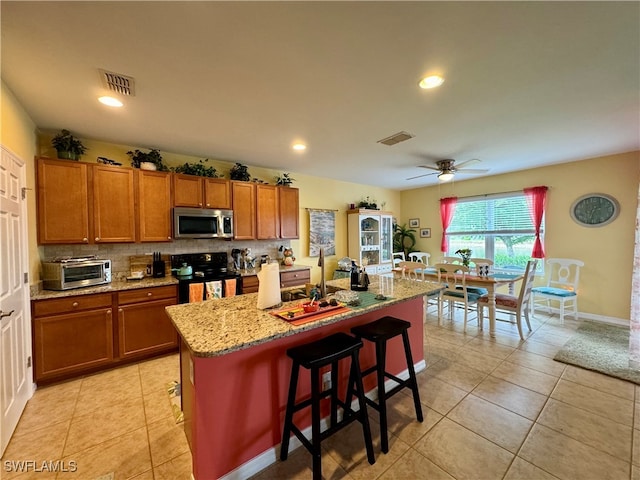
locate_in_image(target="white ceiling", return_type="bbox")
[2,1,638,190]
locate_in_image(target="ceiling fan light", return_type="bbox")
[438,171,454,182]
[419,75,445,89]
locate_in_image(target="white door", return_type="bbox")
[0,145,32,455]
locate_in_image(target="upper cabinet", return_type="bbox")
[173,174,231,209]
[137,170,172,242]
[37,158,90,244]
[256,185,279,239]
[278,186,299,239]
[92,166,136,243]
[232,181,256,240]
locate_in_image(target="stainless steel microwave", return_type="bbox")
[41,257,112,290]
[173,207,234,239]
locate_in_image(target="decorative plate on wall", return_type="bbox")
[570,193,620,227]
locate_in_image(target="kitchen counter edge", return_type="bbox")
[166,276,443,358]
[30,277,179,301]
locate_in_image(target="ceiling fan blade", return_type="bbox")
[454,158,481,169]
[456,168,489,174]
[406,171,438,180]
[418,165,441,171]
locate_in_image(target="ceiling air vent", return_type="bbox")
[99,69,136,96]
[377,131,414,146]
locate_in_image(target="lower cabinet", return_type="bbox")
[117,286,178,360]
[32,293,114,382]
[242,275,259,294]
[32,285,178,384]
[280,269,311,288]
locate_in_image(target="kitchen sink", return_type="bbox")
[281,284,343,302]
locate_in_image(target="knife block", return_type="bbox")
[152,260,166,278]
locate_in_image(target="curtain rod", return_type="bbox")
[442,187,549,202]
[305,208,339,212]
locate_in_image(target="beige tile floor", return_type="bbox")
[3,308,639,480]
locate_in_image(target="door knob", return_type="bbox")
[0,310,15,319]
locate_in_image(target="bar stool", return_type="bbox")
[280,332,375,480]
[350,316,423,453]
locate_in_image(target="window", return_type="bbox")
[445,192,543,271]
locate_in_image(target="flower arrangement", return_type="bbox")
[455,248,472,267]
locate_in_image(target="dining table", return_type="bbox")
[393,265,524,337]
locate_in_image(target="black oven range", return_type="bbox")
[171,252,242,303]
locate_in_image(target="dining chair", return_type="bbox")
[531,258,584,323]
[392,252,405,267]
[478,259,538,339]
[434,263,481,331]
[398,261,439,318]
[408,252,430,265]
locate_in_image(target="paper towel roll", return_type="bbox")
[257,262,282,310]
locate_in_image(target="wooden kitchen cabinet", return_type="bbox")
[278,186,299,239]
[173,174,232,209]
[93,165,136,243]
[117,285,178,360]
[36,158,90,244]
[137,170,172,242]
[36,158,137,245]
[280,269,311,288]
[32,286,178,384]
[242,275,259,294]
[32,293,114,383]
[256,184,279,239]
[232,181,256,239]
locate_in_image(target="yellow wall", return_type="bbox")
[1,80,39,280]
[400,151,640,321]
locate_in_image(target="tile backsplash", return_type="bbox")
[41,239,291,281]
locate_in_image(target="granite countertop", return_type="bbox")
[166,276,443,358]
[30,276,179,300]
[237,264,311,277]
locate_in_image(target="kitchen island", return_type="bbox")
[166,275,442,480]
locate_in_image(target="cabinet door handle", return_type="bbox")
[72,302,79,308]
[118,308,123,313]
[147,292,153,297]
[206,203,210,207]
[198,203,202,207]
[82,237,88,243]
[95,237,100,242]
[167,236,172,240]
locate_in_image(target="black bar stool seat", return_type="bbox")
[350,316,423,454]
[280,332,375,480]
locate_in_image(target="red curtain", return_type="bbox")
[439,197,458,252]
[524,186,548,258]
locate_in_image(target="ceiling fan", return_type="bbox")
[407,158,489,182]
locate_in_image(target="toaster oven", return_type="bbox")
[41,257,112,290]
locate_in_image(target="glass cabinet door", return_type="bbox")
[380,215,392,263]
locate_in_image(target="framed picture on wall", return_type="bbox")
[420,228,431,238]
[409,218,420,228]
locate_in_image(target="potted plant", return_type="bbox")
[172,158,220,177]
[51,129,87,160]
[127,149,168,171]
[229,162,251,181]
[274,173,295,186]
[393,223,417,259]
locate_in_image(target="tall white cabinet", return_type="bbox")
[347,209,394,274]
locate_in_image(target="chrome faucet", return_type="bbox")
[318,247,326,299]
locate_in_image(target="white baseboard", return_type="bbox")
[219,359,426,480]
[532,306,629,327]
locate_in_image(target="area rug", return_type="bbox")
[554,321,640,385]
[166,380,184,424]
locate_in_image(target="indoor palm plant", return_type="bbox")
[51,129,87,160]
[393,223,417,259]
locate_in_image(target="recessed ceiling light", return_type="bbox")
[98,96,123,107]
[418,75,445,89]
[292,143,306,151]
